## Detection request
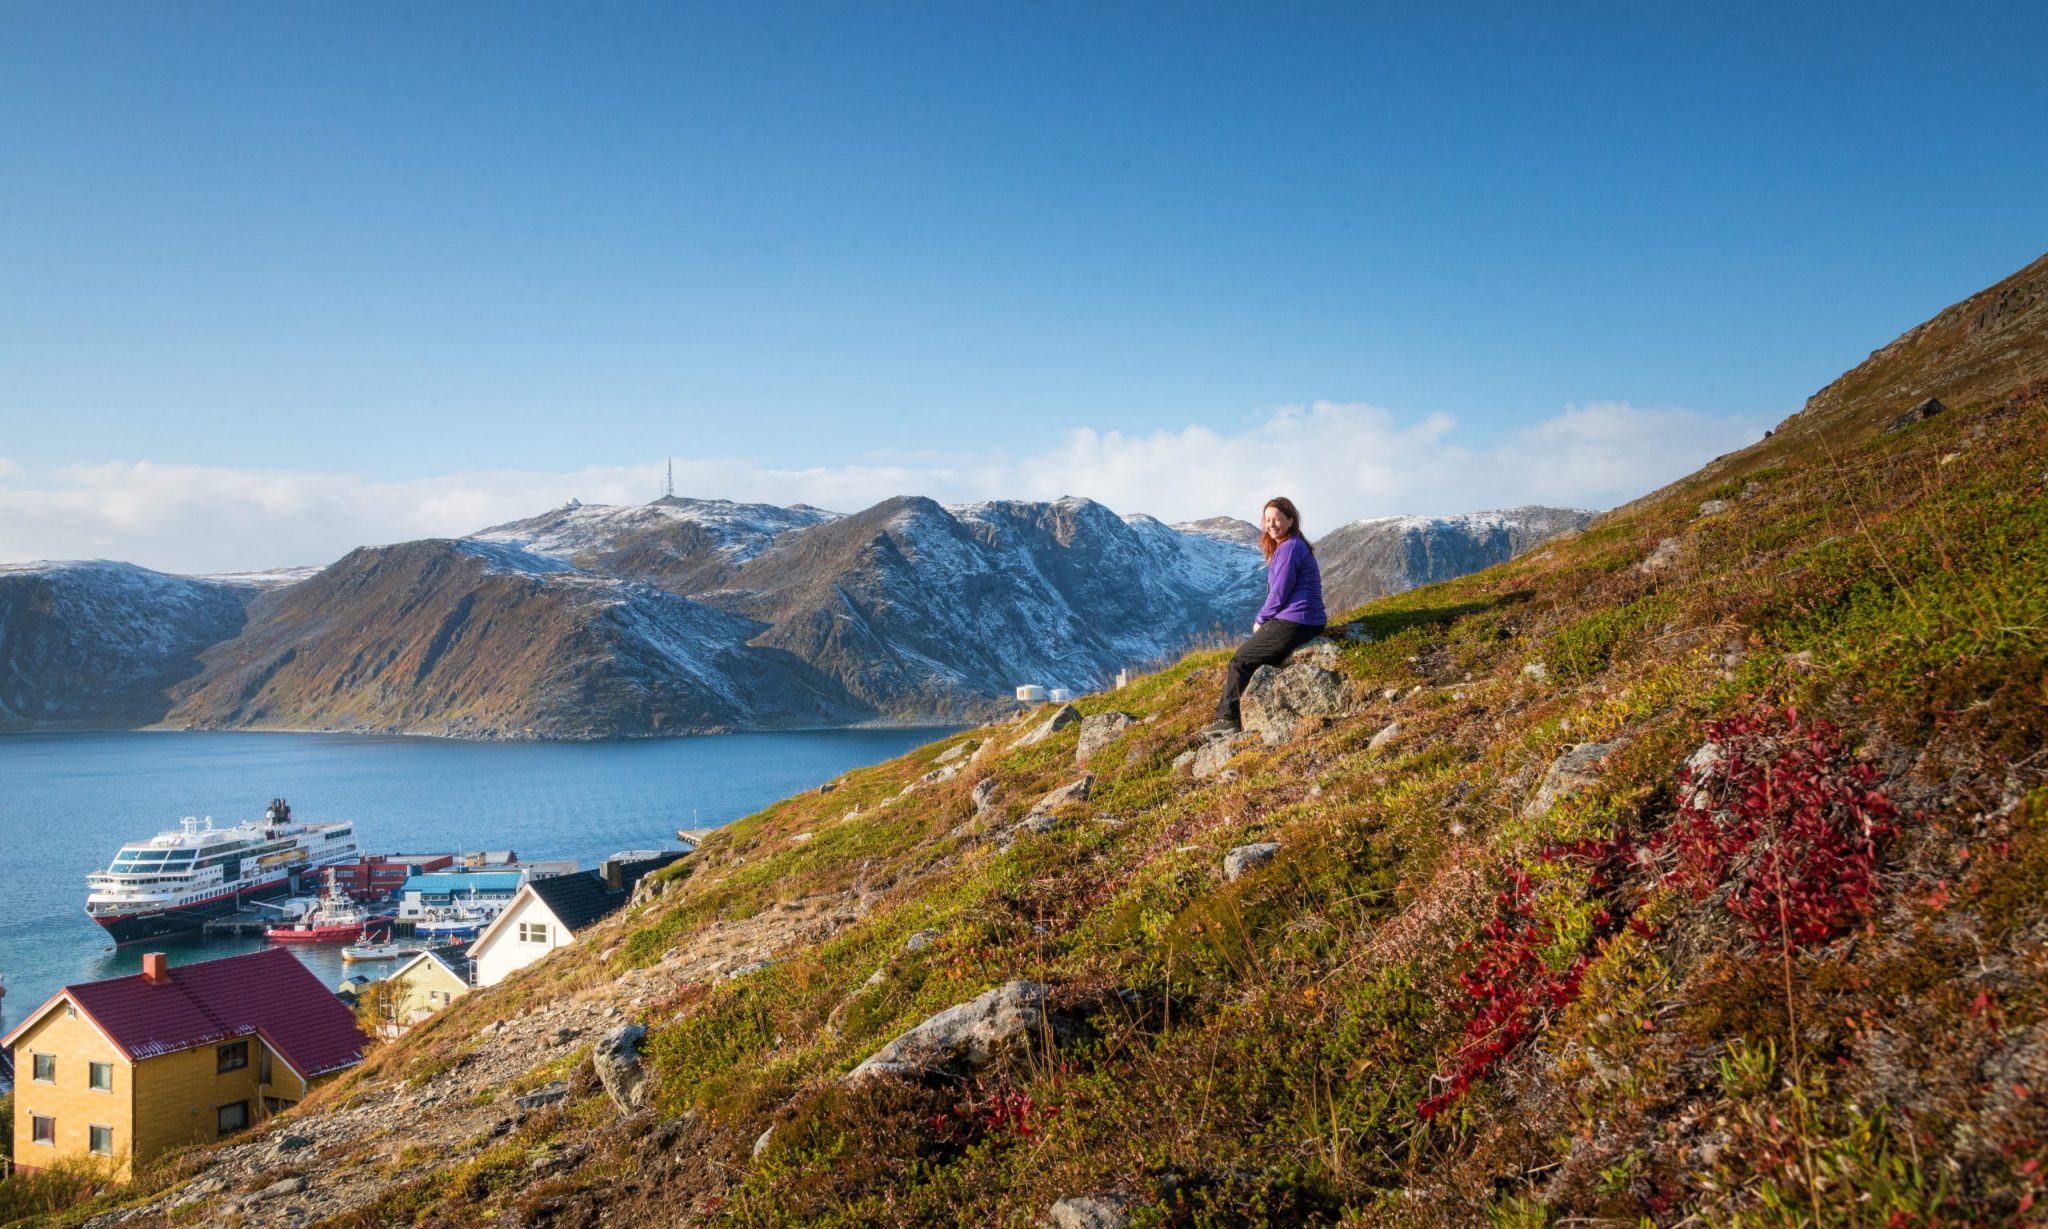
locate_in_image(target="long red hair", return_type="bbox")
[1259,496,1310,561]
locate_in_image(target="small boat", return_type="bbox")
[340,939,435,963]
[266,884,375,944]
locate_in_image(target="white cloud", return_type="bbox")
[0,400,1764,574]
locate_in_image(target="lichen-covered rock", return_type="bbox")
[1696,499,1732,517]
[1180,734,1255,780]
[1640,537,1683,573]
[1368,721,1402,753]
[1013,704,1081,748]
[1240,659,1348,745]
[1223,842,1281,882]
[1048,1193,1133,1228]
[1029,775,1093,817]
[847,979,1071,1083]
[1075,711,1136,763]
[592,1023,650,1113]
[971,777,999,812]
[1523,741,1624,819]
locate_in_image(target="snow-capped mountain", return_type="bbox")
[0,495,1589,738]
[1315,506,1597,612]
[0,561,253,728]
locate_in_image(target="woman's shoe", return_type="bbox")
[1199,718,1241,738]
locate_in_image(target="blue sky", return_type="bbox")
[2,2,2044,570]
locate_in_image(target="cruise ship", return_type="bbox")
[84,799,361,944]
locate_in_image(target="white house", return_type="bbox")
[467,853,685,988]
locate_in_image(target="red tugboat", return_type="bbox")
[266,882,374,944]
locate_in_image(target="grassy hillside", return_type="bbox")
[29,255,2048,1227]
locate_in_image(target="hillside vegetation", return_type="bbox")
[36,254,2048,1227]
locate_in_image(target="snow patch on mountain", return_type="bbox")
[471,497,840,564]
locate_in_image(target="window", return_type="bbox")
[216,1101,248,1134]
[31,1115,55,1145]
[89,1125,114,1156]
[519,921,550,944]
[31,1052,55,1083]
[259,1049,273,1085]
[217,1040,249,1072]
[89,1062,113,1091]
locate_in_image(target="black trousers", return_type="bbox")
[1216,617,1325,722]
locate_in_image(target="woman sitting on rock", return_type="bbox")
[1203,496,1327,737]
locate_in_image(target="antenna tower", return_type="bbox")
[664,457,674,499]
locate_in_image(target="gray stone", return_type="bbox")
[1012,704,1081,748]
[905,928,940,952]
[1028,775,1093,817]
[1334,622,1375,643]
[752,1126,775,1160]
[1075,712,1136,763]
[1367,721,1402,753]
[515,1081,569,1110]
[1021,814,1060,834]
[971,777,999,812]
[847,979,1071,1083]
[1048,1193,1133,1229]
[1290,639,1345,670]
[1240,659,1348,745]
[935,741,973,763]
[262,1176,308,1197]
[1640,537,1683,573]
[1523,741,1624,819]
[1223,842,1281,882]
[274,1134,314,1153]
[727,960,775,979]
[1884,396,1946,434]
[592,1023,651,1113]
[1696,499,1732,517]
[1183,734,1254,780]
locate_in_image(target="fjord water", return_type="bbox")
[0,728,955,1031]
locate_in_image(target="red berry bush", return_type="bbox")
[1652,706,1898,950]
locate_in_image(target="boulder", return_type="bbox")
[1367,721,1402,753]
[1075,712,1136,763]
[935,741,973,764]
[847,979,1072,1083]
[1223,842,1281,882]
[1048,1193,1133,1228]
[971,777,1000,813]
[1884,396,1946,434]
[1240,659,1348,745]
[1029,775,1093,817]
[592,1023,651,1113]
[515,1081,569,1110]
[1180,734,1254,780]
[1523,741,1624,819]
[905,928,940,952]
[1013,704,1082,748]
[1640,537,1683,574]
[1696,499,1732,517]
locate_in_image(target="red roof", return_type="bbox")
[55,947,368,1078]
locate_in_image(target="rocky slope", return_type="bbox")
[0,561,251,729]
[1314,506,1596,612]
[37,251,2048,1227]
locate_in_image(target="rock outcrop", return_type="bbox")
[847,980,1073,1083]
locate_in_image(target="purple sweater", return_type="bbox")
[1257,536,1326,626]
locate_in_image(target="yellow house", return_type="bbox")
[377,947,473,1035]
[3,947,368,1178]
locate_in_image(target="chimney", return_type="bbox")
[141,953,170,984]
[600,859,623,891]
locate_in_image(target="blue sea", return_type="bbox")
[0,728,955,1036]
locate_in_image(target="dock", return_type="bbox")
[201,907,278,937]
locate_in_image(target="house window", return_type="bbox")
[31,1052,55,1083]
[216,1101,249,1134]
[260,1048,273,1084]
[31,1115,55,1145]
[217,1040,249,1072]
[89,1062,113,1091]
[519,921,550,943]
[89,1125,114,1156]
